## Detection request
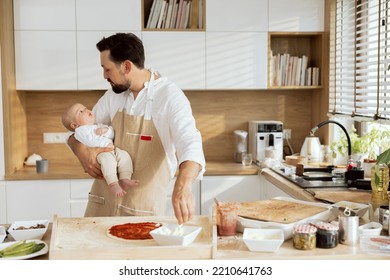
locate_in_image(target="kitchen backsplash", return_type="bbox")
[23,89,313,167]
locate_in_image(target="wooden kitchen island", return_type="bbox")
[31,216,389,260]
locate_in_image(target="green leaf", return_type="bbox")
[377,149,390,165]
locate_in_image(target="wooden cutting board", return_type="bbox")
[313,190,371,204]
[49,215,216,260]
[238,199,328,224]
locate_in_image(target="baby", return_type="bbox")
[62,103,139,197]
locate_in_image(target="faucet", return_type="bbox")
[310,120,352,162]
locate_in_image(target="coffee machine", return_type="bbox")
[248,120,284,164]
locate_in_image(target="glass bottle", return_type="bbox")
[370,163,389,222]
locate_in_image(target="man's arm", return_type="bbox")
[67,134,112,179]
[171,160,202,225]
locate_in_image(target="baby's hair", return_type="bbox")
[61,104,78,131]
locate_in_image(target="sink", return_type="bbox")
[271,166,347,189]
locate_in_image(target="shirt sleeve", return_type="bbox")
[165,87,206,179]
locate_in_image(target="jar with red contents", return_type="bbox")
[292,224,317,250]
[310,221,339,249]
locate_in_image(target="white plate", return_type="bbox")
[0,239,48,260]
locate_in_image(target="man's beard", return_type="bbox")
[109,80,130,94]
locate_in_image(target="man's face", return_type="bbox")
[100,50,130,93]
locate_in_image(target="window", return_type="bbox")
[329,0,390,120]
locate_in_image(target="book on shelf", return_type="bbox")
[148,0,163,29]
[198,0,203,29]
[146,0,158,28]
[175,0,185,28]
[164,0,174,29]
[146,0,201,30]
[156,0,167,29]
[270,52,320,87]
[170,0,179,28]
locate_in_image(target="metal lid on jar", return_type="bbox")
[310,221,339,231]
[293,224,317,234]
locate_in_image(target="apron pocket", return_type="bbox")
[116,204,154,216]
[88,193,105,205]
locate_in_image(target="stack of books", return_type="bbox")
[146,0,203,29]
[269,52,320,87]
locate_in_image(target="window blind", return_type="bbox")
[329,0,390,120]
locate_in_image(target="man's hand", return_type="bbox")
[172,161,202,224]
[67,134,113,179]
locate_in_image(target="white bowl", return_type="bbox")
[150,224,202,246]
[331,201,369,218]
[243,228,284,252]
[0,226,6,243]
[359,222,383,236]
[8,220,49,241]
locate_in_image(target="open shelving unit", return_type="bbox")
[142,0,206,31]
[268,32,324,90]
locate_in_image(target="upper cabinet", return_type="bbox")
[206,0,267,32]
[13,0,76,30]
[206,32,267,89]
[143,32,206,89]
[13,0,77,89]
[268,0,324,32]
[14,31,78,90]
[13,0,324,90]
[76,0,141,31]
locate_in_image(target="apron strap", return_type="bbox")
[144,70,155,121]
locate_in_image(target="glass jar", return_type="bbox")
[370,163,389,221]
[292,224,317,250]
[310,221,339,249]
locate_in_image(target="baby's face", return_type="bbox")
[70,103,95,127]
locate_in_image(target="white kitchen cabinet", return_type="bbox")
[259,175,292,200]
[206,0,268,32]
[165,178,201,216]
[143,32,206,90]
[69,179,94,217]
[268,0,324,32]
[14,31,78,90]
[206,32,267,89]
[0,182,6,224]
[77,31,142,90]
[76,0,141,31]
[200,175,261,215]
[6,180,71,222]
[13,0,76,30]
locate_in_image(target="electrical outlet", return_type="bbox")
[43,132,69,144]
[283,129,292,140]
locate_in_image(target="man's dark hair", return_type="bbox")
[96,33,145,68]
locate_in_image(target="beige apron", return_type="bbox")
[84,72,171,217]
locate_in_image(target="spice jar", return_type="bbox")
[292,224,317,250]
[310,221,339,248]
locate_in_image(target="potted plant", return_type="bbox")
[330,125,390,162]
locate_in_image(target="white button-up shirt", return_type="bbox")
[92,76,206,180]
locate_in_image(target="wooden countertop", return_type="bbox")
[24,219,390,260]
[5,160,261,180]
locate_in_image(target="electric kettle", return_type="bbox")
[300,136,321,163]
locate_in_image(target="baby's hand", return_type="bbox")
[95,127,109,135]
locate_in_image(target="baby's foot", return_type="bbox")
[119,179,140,191]
[108,182,126,197]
